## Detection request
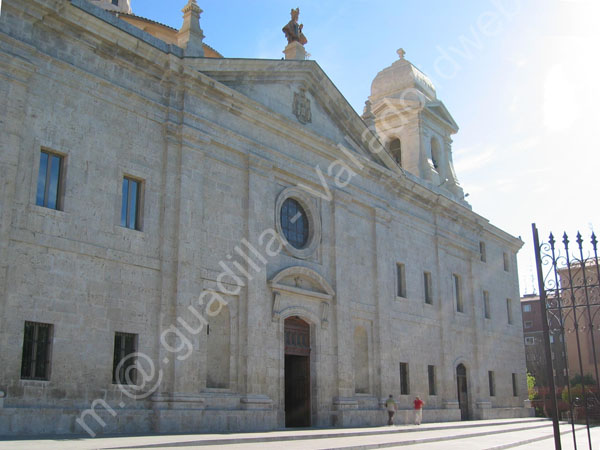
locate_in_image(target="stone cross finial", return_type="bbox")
[177,0,205,57]
[397,48,406,59]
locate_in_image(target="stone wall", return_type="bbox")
[0,0,531,436]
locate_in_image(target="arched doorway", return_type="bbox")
[456,364,469,420]
[284,316,311,427]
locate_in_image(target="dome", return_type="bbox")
[369,49,436,104]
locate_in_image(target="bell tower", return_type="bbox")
[365,49,465,203]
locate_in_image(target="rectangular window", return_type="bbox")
[453,274,463,312]
[36,150,63,210]
[512,373,518,396]
[112,332,137,384]
[396,263,406,298]
[428,365,436,395]
[483,290,490,319]
[20,321,52,380]
[503,252,510,272]
[525,336,535,345]
[121,177,142,231]
[524,321,532,329]
[488,371,495,396]
[423,272,432,304]
[399,362,409,395]
[506,298,513,324]
[112,0,119,5]
[523,304,531,313]
[479,241,486,262]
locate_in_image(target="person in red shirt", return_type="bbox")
[413,396,424,425]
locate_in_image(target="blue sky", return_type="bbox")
[133,0,600,294]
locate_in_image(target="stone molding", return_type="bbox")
[269,266,335,329]
[150,393,205,410]
[269,266,334,298]
[240,394,273,410]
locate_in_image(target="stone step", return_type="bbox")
[157,421,585,450]
[0,418,579,450]
[131,418,551,447]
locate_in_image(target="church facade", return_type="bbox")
[0,0,531,436]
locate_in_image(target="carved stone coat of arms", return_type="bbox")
[293,88,312,124]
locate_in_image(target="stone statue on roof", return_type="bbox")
[282,8,307,45]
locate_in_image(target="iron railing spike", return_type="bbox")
[576,231,583,248]
[592,232,598,249]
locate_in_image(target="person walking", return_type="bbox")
[413,396,424,425]
[385,394,397,425]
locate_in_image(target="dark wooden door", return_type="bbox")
[457,364,469,420]
[284,317,311,427]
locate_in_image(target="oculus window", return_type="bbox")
[280,198,309,249]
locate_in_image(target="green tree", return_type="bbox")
[570,374,596,387]
[527,372,537,400]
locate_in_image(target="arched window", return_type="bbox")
[388,138,402,167]
[430,137,441,171]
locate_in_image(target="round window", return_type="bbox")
[280,198,309,249]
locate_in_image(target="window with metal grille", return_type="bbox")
[488,371,495,396]
[453,274,463,312]
[36,150,64,210]
[483,290,491,319]
[428,365,436,395]
[507,298,513,324]
[20,321,52,380]
[424,272,432,304]
[280,198,309,249]
[512,373,518,396]
[399,362,409,395]
[121,177,142,230]
[397,263,406,298]
[479,241,486,262]
[112,332,137,385]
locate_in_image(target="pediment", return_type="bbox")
[269,266,335,300]
[425,101,459,132]
[196,59,399,171]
